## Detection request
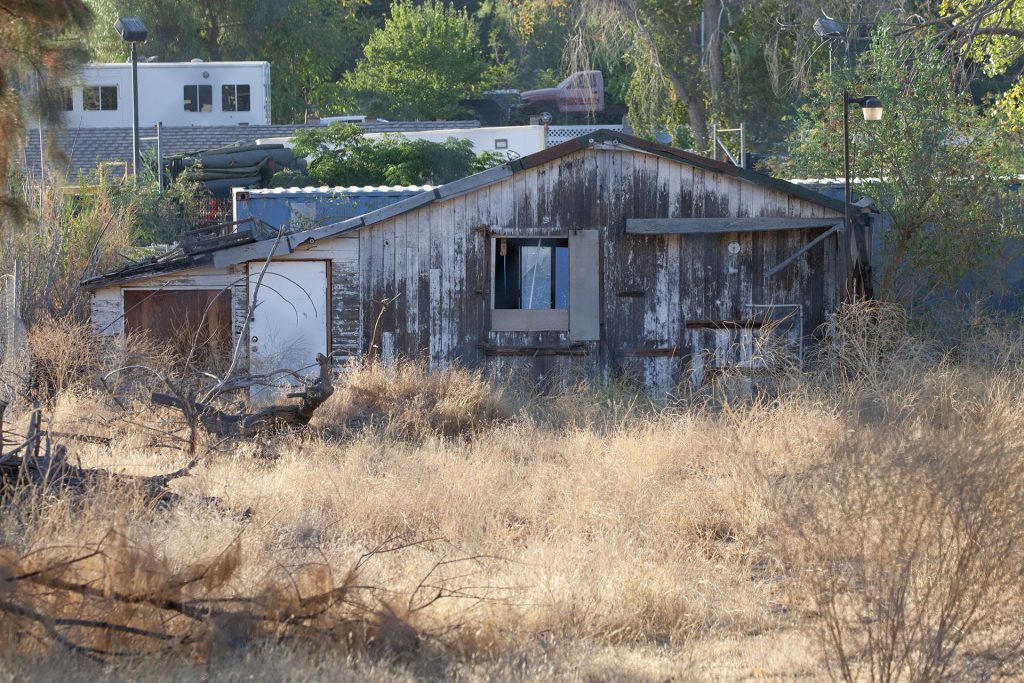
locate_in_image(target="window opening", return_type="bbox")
[222,84,251,111]
[494,237,569,310]
[184,84,213,112]
[83,85,117,111]
[61,87,73,111]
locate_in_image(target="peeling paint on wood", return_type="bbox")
[89,146,849,394]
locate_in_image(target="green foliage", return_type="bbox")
[477,0,579,92]
[1,2,93,223]
[130,169,209,245]
[341,0,487,119]
[942,0,1024,134]
[83,0,367,123]
[292,123,503,186]
[777,23,1023,299]
[4,172,204,321]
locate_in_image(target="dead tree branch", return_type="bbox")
[150,353,334,438]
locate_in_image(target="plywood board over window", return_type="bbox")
[123,289,232,365]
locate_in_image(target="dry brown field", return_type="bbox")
[2,303,1023,681]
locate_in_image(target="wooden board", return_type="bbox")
[569,229,601,341]
[123,289,232,362]
[625,217,839,235]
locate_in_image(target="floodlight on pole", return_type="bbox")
[114,16,148,180]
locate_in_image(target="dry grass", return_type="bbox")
[1,303,1024,681]
[314,360,514,439]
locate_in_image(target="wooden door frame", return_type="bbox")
[245,259,332,361]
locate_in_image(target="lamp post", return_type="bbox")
[114,17,148,179]
[843,91,883,296]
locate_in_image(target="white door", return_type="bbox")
[247,260,328,378]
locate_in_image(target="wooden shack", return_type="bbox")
[84,131,867,393]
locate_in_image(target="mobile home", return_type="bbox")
[62,61,271,129]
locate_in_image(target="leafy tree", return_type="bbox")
[1,1,93,220]
[340,0,487,120]
[776,24,1022,300]
[930,0,1024,133]
[477,0,572,90]
[570,0,909,152]
[83,0,367,123]
[291,123,503,185]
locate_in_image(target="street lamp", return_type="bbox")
[843,91,883,297]
[114,16,148,179]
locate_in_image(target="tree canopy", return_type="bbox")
[291,123,503,186]
[776,23,1022,300]
[1,0,93,221]
[340,0,487,120]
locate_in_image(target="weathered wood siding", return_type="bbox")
[351,146,843,389]
[89,264,239,339]
[87,146,844,392]
[90,236,360,366]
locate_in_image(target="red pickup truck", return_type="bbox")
[520,71,605,119]
[462,71,622,125]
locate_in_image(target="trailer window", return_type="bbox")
[184,84,213,112]
[222,84,250,112]
[83,86,117,111]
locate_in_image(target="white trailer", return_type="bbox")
[258,125,548,159]
[363,125,547,157]
[62,61,271,128]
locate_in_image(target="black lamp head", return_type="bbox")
[114,16,148,43]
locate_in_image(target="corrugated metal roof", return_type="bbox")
[786,178,878,186]
[241,185,434,195]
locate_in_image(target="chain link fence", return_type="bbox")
[0,268,29,403]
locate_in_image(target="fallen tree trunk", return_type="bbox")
[1,452,185,506]
[151,353,334,438]
[0,412,189,506]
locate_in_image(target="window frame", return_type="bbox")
[221,83,251,112]
[83,85,118,111]
[490,234,570,333]
[184,84,213,112]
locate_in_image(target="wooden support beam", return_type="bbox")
[477,343,588,357]
[619,347,685,358]
[766,222,843,279]
[685,319,767,330]
[625,217,839,235]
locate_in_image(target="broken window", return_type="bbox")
[222,84,250,112]
[494,238,569,310]
[491,232,600,339]
[83,85,117,111]
[184,84,213,112]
